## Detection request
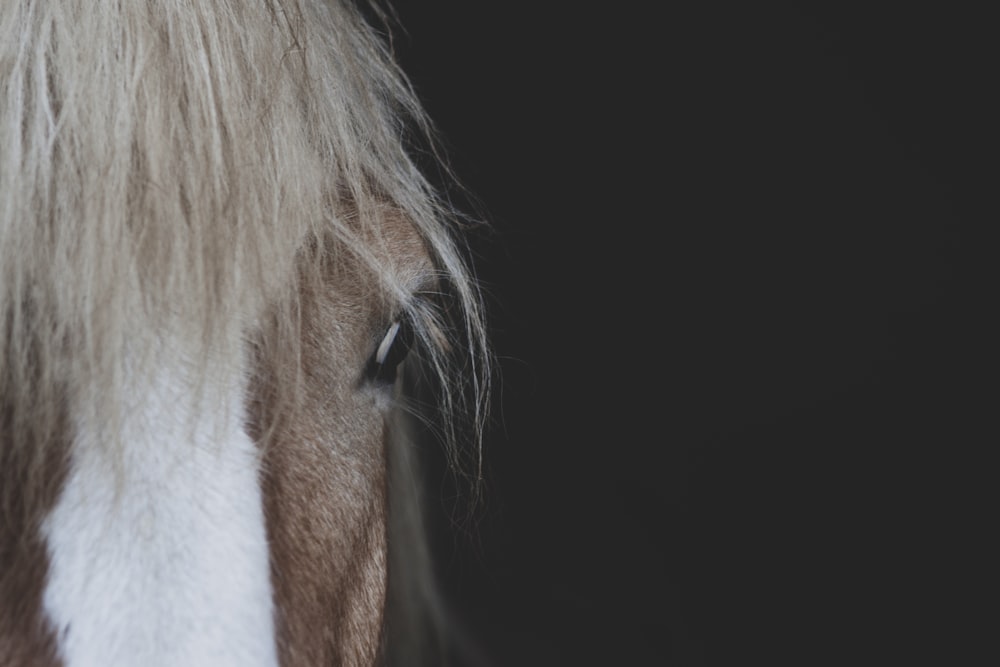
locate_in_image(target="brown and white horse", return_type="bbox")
[0,1,488,665]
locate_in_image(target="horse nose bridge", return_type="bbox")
[40,333,280,667]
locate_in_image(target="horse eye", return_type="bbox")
[366,319,413,384]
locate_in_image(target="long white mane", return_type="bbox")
[0,0,488,503]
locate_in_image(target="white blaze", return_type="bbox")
[41,337,278,667]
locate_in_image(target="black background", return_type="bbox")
[390,4,990,665]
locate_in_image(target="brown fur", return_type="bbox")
[248,213,434,666]
[0,397,67,666]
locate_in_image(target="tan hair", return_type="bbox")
[0,0,488,522]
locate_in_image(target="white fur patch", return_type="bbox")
[41,339,278,667]
[375,321,402,365]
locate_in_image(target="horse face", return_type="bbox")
[0,2,484,663]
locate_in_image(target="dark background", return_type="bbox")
[391,4,990,665]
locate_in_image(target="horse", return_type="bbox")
[0,1,489,665]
